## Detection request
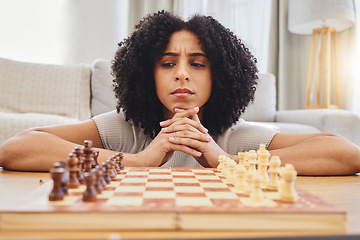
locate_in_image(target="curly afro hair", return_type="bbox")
[112,10,258,139]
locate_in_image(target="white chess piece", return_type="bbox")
[244,171,255,196]
[243,151,249,170]
[280,164,298,202]
[247,150,257,173]
[250,174,264,203]
[225,160,236,184]
[257,144,270,187]
[221,157,229,176]
[234,164,247,192]
[238,152,245,166]
[217,155,225,172]
[267,156,281,190]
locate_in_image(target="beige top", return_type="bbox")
[92,110,278,168]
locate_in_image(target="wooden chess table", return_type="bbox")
[0,168,360,239]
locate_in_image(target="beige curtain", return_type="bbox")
[353,0,360,115]
[276,0,311,110]
[127,0,182,34]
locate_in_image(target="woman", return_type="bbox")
[0,11,359,175]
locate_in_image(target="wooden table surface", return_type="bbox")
[0,168,359,239]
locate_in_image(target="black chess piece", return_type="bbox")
[49,166,65,201]
[82,172,97,202]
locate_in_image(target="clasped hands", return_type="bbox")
[138,107,227,167]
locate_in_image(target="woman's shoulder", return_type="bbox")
[92,109,126,122]
[216,118,279,154]
[228,118,278,132]
[91,110,148,152]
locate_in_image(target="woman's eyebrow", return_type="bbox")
[160,52,207,57]
[160,52,178,57]
[189,53,207,57]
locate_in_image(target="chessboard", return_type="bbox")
[0,167,345,232]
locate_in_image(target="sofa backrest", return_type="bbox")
[90,59,117,116]
[0,57,91,120]
[241,73,277,122]
[90,59,277,122]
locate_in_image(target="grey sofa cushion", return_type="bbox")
[0,112,79,145]
[247,121,321,134]
[242,73,276,122]
[0,57,91,120]
[90,59,117,117]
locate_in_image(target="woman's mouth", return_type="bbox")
[171,88,194,98]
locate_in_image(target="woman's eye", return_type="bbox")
[191,63,205,67]
[161,63,175,67]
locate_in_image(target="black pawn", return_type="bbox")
[54,161,68,194]
[92,150,99,168]
[67,153,80,189]
[116,153,125,171]
[82,140,94,173]
[102,162,112,184]
[49,167,65,201]
[82,172,97,202]
[107,158,117,179]
[72,146,84,184]
[114,154,122,174]
[96,165,107,188]
[92,168,103,194]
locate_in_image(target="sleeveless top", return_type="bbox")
[92,110,278,168]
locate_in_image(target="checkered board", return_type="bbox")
[0,167,346,232]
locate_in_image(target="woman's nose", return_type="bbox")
[176,76,189,81]
[175,62,189,81]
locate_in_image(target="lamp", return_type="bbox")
[288,0,356,109]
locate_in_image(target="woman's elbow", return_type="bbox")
[333,134,360,174]
[0,129,37,169]
[0,136,17,169]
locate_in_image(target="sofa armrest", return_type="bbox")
[275,109,360,146]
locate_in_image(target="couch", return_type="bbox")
[1,57,360,147]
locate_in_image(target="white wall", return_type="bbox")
[0,0,65,64]
[0,0,129,65]
[61,0,129,64]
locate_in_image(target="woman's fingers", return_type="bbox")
[160,107,200,127]
[174,107,199,118]
[174,108,201,123]
[161,124,211,141]
[163,127,211,143]
[169,142,203,158]
[161,116,208,135]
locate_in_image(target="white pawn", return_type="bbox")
[278,166,285,195]
[234,164,247,192]
[267,156,281,190]
[217,155,225,172]
[220,157,228,176]
[280,164,298,202]
[243,151,250,170]
[238,152,245,166]
[244,171,255,196]
[247,150,257,173]
[250,174,264,203]
[225,160,236,184]
[257,144,270,187]
[224,157,233,178]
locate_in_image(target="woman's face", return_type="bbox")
[154,30,212,120]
